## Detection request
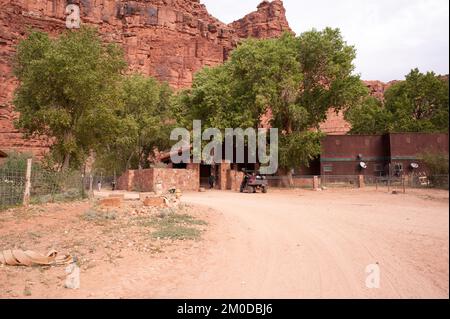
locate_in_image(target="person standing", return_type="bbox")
[208,174,216,189]
[97,180,102,192]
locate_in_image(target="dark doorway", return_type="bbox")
[200,164,212,188]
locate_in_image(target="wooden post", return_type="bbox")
[23,158,32,206]
[358,175,365,188]
[313,176,320,190]
[403,176,406,194]
[89,174,93,198]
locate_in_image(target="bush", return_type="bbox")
[420,152,449,175]
[0,151,34,171]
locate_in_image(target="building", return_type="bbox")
[321,133,449,176]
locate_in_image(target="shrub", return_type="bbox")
[420,152,449,175]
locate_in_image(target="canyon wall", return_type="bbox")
[0,0,396,157]
[320,80,396,135]
[0,0,291,157]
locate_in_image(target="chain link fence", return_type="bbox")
[408,175,449,190]
[1,164,87,210]
[0,167,26,209]
[321,175,360,188]
[30,169,86,205]
[266,175,317,189]
[265,174,448,191]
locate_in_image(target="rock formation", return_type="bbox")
[0,0,404,156]
[229,0,292,39]
[0,0,292,157]
[319,80,396,135]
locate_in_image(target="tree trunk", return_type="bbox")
[62,153,71,171]
[287,169,294,188]
[61,131,74,171]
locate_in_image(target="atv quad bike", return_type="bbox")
[240,172,268,193]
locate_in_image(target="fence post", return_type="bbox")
[358,175,365,188]
[313,176,320,190]
[403,176,406,194]
[89,174,93,198]
[22,158,32,206]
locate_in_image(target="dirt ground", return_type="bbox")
[0,187,448,299]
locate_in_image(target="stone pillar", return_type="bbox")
[219,161,231,190]
[128,170,135,191]
[358,175,365,188]
[313,176,320,190]
[187,163,200,190]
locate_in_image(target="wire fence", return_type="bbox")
[266,175,317,189]
[321,175,360,188]
[30,169,86,205]
[1,165,87,210]
[408,175,449,190]
[0,167,26,209]
[266,174,449,191]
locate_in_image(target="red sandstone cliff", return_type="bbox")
[319,80,396,135]
[229,0,292,39]
[0,0,291,157]
[0,0,413,156]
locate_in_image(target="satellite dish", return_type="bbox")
[411,163,419,169]
[360,162,368,169]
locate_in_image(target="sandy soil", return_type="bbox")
[0,188,448,299]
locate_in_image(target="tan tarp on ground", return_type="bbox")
[0,249,73,266]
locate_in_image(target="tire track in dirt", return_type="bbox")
[174,190,448,299]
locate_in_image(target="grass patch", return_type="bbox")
[23,287,32,297]
[82,209,117,222]
[30,189,85,205]
[152,226,201,240]
[138,211,207,240]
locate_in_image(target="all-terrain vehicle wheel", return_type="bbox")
[262,186,267,193]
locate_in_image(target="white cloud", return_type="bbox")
[201,0,449,81]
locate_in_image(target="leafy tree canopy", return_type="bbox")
[346,69,449,134]
[13,27,126,170]
[93,74,175,173]
[178,29,367,171]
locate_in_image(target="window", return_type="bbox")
[323,165,333,173]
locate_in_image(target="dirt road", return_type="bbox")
[171,189,449,299]
[1,188,448,298]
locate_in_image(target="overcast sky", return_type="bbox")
[201,0,449,82]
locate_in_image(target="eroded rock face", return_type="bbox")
[0,0,402,156]
[319,80,396,135]
[364,80,397,100]
[0,0,291,157]
[229,0,292,39]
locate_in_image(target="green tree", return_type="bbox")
[175,64,256,131]
[179,29,367,176]
[345,96,392,134]
[94,74,174,173]
[0,151,34,171]
[346,69,449,134]
[13,27,126,170]
[384,69,449,132]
